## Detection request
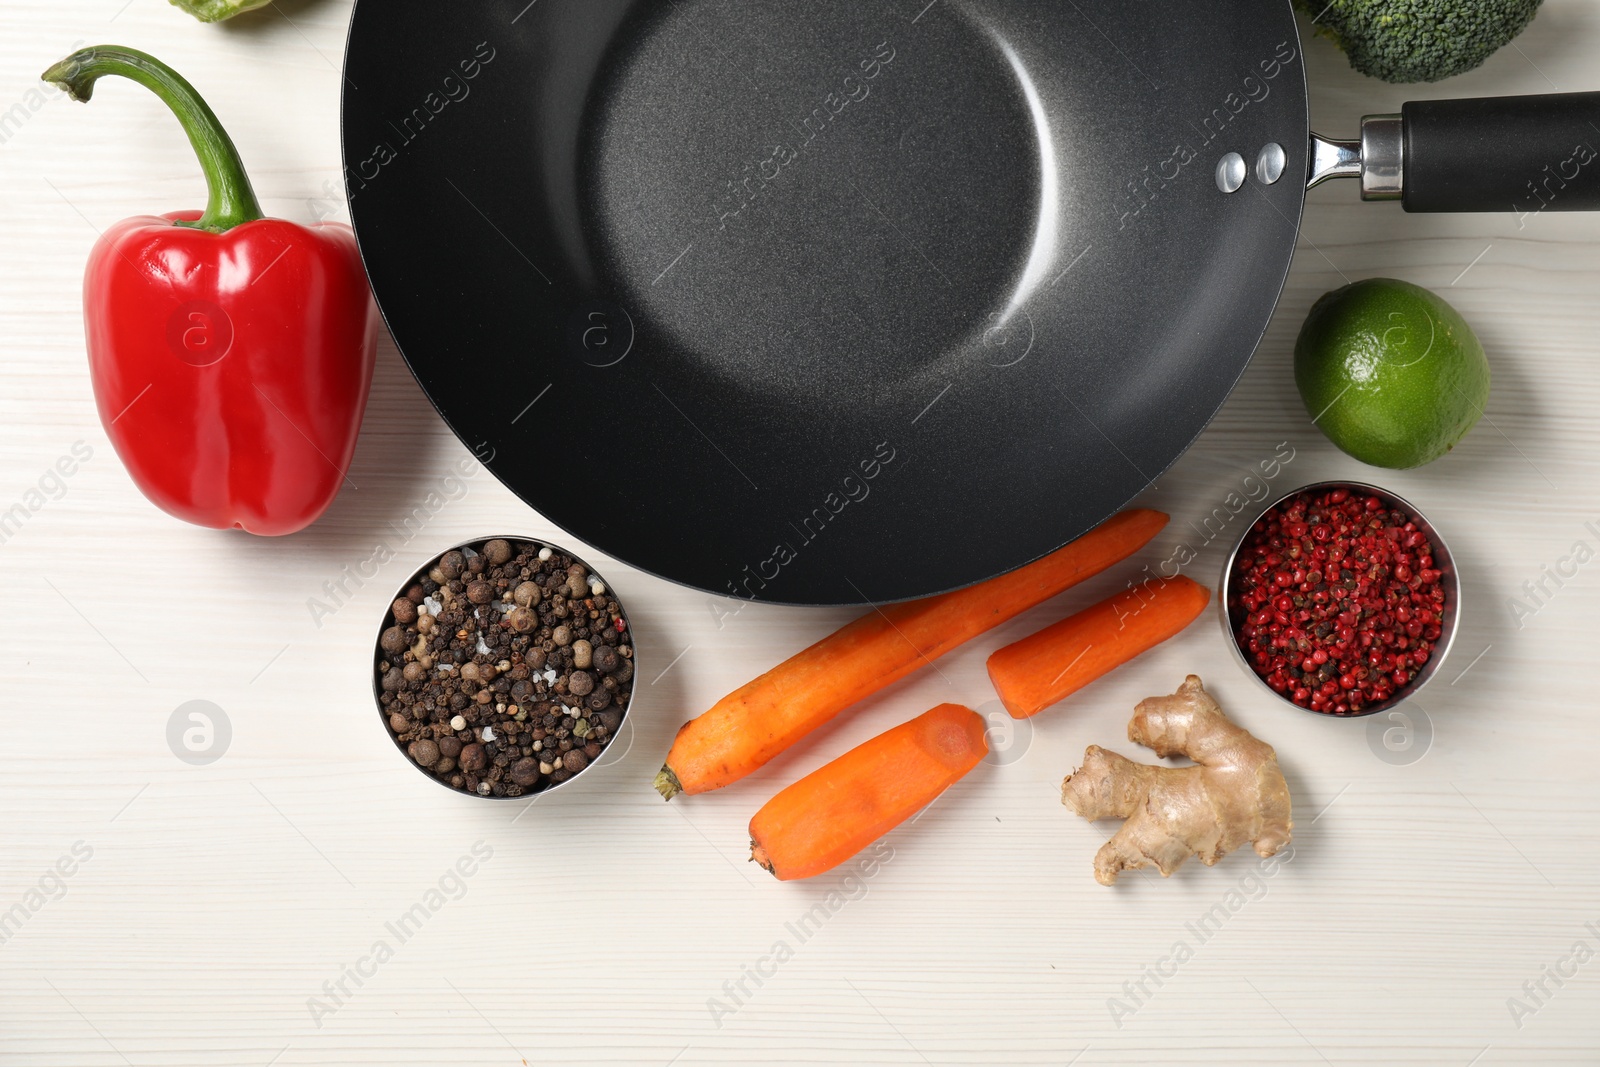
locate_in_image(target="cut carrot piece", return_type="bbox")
[749,703,987,880]
[655,509,1169,799]
[987,575,1210,719]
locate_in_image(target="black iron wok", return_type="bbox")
[341,0,1599,605]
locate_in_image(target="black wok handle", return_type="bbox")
[1402,92,1600,213]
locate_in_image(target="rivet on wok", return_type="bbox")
[1215,152,1246,194]
[1255,142,1287,185]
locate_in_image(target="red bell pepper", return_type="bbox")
[43,46,377,536]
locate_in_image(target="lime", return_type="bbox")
[1294,278,1490,469]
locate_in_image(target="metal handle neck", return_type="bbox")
[1309,114,1404,200]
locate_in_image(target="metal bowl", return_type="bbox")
[1219,481,1460,718]
[372,536,636,799]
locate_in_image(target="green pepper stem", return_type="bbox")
[42,45,263,233]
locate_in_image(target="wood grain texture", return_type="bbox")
[2,2,1598,1064]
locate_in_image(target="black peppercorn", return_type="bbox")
[379,540,632,799]
[510,757,540,787]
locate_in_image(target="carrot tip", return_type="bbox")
[653,766,682,801]
[750,840,775,875]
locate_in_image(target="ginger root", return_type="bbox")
[1061,675,1291,886]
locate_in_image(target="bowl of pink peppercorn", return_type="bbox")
[1221,481,1459,717]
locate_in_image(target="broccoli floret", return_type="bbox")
[1295,0,1543,83]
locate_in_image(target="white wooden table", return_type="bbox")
[3,2,1598,1064]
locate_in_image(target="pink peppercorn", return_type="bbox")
[1230,488,1447,715]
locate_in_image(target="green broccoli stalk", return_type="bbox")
[1295,0,1543,83]
[168,0,274,22]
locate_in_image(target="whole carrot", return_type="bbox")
[988,575,1210,719]
[655,509,1169,799]
[749,703,987,880]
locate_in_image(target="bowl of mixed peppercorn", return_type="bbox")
[374,537,636,798]
[1222,482,1459,717]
